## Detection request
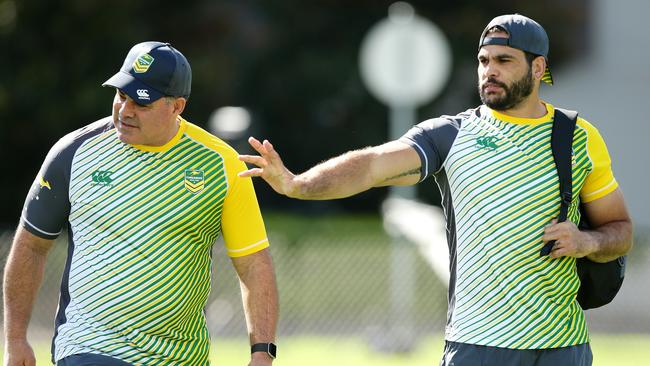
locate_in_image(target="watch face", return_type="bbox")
[268,343,277,358]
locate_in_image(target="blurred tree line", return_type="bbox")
[0,0,588,227]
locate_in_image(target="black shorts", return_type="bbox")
[57,353,132,366]
[440,341,593,366]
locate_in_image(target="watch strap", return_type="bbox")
[251,342,277,359]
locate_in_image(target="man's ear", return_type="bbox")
[173,97,187,115]
[532,56,547,81]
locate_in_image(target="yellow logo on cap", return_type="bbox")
[133,53,155,73]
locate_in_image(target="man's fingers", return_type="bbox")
[248,136,268,154]
[262,140,282,162]
[238,168,264,178]
[542,219,562,242]
[545,219,558,228]
[239,155,268,167]
[247,137,282,162]
[549,239,584,259]
[248,136,261,145]
[549,241,564,258]
[542,230,558,243]
[263,139,275,151]
[549,248,564,259]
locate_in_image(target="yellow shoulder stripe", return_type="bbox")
[576,117,618,202]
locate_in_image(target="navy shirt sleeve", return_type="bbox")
[20,117,113,239]
[399,111,468,181]
[21,137,73,239]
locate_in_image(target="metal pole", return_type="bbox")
[386,104,417,352]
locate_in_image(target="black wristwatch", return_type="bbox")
[251,342,277,359]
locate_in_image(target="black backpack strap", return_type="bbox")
[540,108,578,256]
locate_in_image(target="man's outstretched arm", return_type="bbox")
[238,137,422,200]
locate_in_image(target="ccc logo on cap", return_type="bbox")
[136,89,150,100]
[133,53,155,73]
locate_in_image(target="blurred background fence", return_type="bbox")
[1,213,648,351]
[0,213,451,346]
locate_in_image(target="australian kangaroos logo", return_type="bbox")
[476,136,500,151]
[133,53,154,73]
[184,169,205,194]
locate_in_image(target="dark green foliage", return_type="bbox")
[0,0,588,225]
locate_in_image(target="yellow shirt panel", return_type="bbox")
[576,117,618,202]
[184,120,269,257]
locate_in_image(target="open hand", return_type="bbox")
[238,137,297,197]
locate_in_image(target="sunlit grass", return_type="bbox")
[10,333,650,365]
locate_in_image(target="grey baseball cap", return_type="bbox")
[478,14,553,85]
[103,41,192,104]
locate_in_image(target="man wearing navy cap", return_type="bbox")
[3,42,278,365]
[238,14,633,365]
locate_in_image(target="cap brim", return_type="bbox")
[542,66,553,85]
[102,71,164,105]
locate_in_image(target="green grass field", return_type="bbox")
[8,333,649,365]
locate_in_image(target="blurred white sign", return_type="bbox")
[208,106,252,140]
[359,2,452,107]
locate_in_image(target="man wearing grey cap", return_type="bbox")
[3,42,278,365]
[238,14,632,365]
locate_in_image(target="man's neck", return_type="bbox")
[496,96,547,119]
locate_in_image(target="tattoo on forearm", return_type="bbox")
[384,168,420,182]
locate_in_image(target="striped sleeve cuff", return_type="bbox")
[226,238,270,257]
[20,217,61,240]
[581,178,618,203]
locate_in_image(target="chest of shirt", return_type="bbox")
[447,118,588,187]
[67,139,228,230]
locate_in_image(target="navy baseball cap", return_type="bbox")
[478,14,553,85]
[103,41,192,104]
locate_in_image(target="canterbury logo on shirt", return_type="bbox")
[91,170,114,186]
[475,136,500,151]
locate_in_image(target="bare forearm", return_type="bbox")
[289,148,377,200]
[242,276,278,344]
[289,141,421,200]
[240,138,420,201]
[585,220,633,262]
[3,228,51,341]
[234,251,279,344]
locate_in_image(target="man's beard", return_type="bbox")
[479,66,534,111]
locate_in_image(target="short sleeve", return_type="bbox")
[220,156,269,257]
[21,138,72,239]
[399,116,461,180]
[578,118,619,203]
